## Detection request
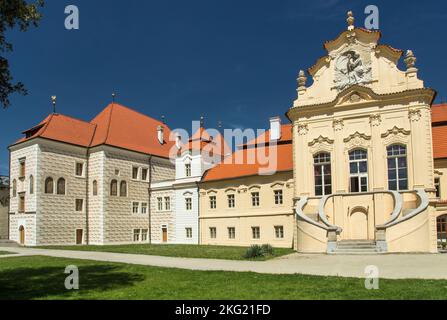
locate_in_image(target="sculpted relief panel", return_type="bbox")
[334,50,372,91]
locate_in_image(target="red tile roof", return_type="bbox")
[432,104,447,124]
[180,127,231,157]
[202,125,293,182]
[12,103,175,159]
[433,125,447,159]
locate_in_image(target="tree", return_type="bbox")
[0,0,44,108]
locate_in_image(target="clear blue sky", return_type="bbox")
[1,0,446,176]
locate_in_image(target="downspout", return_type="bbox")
[85,146,90,245]
[148,155,153,244]
[7,149,11,241]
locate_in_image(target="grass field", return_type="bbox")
[0,251,14,256]
[1,256,447,300]
[37,244,294,261]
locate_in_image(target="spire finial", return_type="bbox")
[161,115,166,124]
[218,120,222,129]
[112,92,116,103]
[51,95,57,113]
[347,11,355,30]
[297,70,307,97]
[200,116,204,127]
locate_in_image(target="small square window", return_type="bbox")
[227,194,235,208]
[275,226,284,239]
[274,190,283,205]
[185,164,191,177]
[164,197,171,211]
[133,229,140,242]
[75,163,84,177]
[132,202,140,214]
[141,229,148,242]
[186,228,193,238]
[142,168,148,181]
[252,226,260,239]
[141,202,148,214]
[75,199,84,212]
[157,197,163,211]
[210,227,217,239]
[132,167,139,180]
[185,198,192,211]
[251,192,260,207]
[228,227,236,239]
[209,196,217,209]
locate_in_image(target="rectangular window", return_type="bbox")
[274,190,283,205]
[209,196,217,209]
[132,167,139,180]
[18,193,25,213]
[164,197,171,211]
[141,168,148,181]
[210,227,217,239]
[186,228,193,239]
[19,159,26,178]
[349,150,368,193]
[185,198,192,211]
[227,194,235,208]
[387,145,408,191]
[435,178,441,198]
[157,197,163,211]
[275,226,284,239]
[251,192,260,207]
[75,199,84,212]
[185,164,191,177]
[75,162,84,177]
[133,229,140,242]
[132,202,140,214]
[141,202,148,214]
[228,227,236,239]
[252,227,260,239]
[141,229,148,242]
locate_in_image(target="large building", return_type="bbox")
[0,176,9,240]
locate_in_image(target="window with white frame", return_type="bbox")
[141,202,148,214]
[157,197,163,211]
[227,194,235,208]
[314,152,332,196]
[349,149,368,193]
[252,226,260,239]
[209,196,217,209]
[141,168,148,181]
[251,192,260,207]
[75,162,84,177]
[274,190,283,205]
[275,226,284,239]
[185,163,191,177]
[132,166,139,180]
[164,197,171,211]
[133,229,140,242]
[132,202,140,214]
[185,228,193,238]
[185,197,192,211]
[228,227,236,239]
[141,229,148,242]
[210,227,217,239]
[435,178,441,198]
[387,145,408,191]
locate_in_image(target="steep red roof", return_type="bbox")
[432,104,447,124]
[12,103,175,159]
[180,127,231,157]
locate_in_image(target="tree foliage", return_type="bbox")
[0,0,44,108]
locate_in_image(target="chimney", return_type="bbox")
[175,134,182,150]
[157,125,164,145]
[269,116,281,141]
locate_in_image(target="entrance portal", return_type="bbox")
[349,208,368,240]
[19,225,25,245]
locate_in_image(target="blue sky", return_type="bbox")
[1,0,447,175]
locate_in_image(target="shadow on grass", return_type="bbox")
[0,264,145,300]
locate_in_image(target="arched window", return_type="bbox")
[437,215,447,249]
[29,175,34,194]
[110,180,118,196]
[314,153,332,196]
[57,178,66,195]
[12,179,17,197]
[92,180,98,196]
[45,177,54,194]
[387,144,408,191]
[120,181,127,197]
[349,149,368,193]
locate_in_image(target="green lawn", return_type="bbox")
[1,256,447,300]
[0,251,14,256]
[37,244,294,261]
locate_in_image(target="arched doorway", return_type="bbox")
[18,225,25,245]
[349,207,368,240]
[437,215,447,249]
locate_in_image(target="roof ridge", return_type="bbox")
[103,103,115,145]
[112,102,166,127]
[39,113,55,137]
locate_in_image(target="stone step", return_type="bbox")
[0,240,19,247]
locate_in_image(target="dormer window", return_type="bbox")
[185,164,191,177]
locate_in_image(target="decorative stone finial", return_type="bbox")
[200,116,204,127]
[297,70,307,97]
[347,11,355,30]
[51,96,57,113]
[404,50,417,70]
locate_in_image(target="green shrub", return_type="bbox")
[261,244,274,256]
[244,245,264,259]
